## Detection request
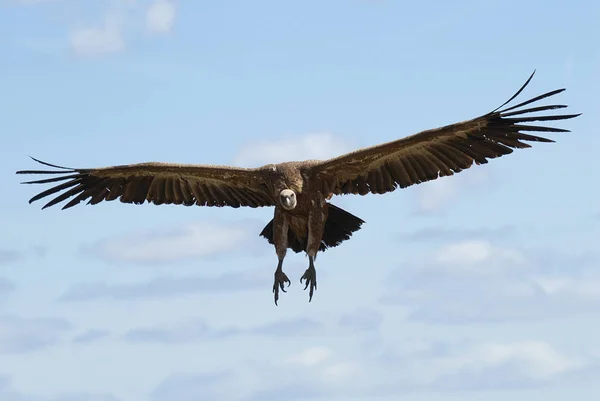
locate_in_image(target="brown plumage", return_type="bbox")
[16,71,580,304]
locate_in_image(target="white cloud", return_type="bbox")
[70,12,125,58]
[433,239,525,270]
[434,341,582,381]
[534,275,600,300]
[17,0,176,58]
[282,347,361,385]
[384,244,600,324]
[146,0,177,34]
[321,361,361,382]
[372,338,591,392]
[284,346,332,367]
[233,132,354,167]
[185,338,591,399]
[435,239,493,264]
[414,167,489,213]
[84,222,253,264]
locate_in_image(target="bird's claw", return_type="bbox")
[300,267,317,302]
[273,269,291,305]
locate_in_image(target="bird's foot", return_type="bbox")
[273,263,290,306]
[300,257,317,302]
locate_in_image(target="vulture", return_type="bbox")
[16,71,580,305]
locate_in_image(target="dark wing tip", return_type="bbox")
[16,157,75,175]
[491,70,537,113]
[16,157,79,180]
[29,156,73,169]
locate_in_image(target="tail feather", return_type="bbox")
[259,204,365,253]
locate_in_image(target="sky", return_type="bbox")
[0,0,599,400]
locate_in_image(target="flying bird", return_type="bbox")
[16,71,580,305]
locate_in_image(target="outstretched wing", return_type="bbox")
[16,158,276,209]
[304,71,580,197]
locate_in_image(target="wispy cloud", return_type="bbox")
[412,168,490,214]
[432,239,525,271]
[233,132,354,167]
[248,317,323,337]
[0,246,46,266]
[0,314,71,354]
[338,307,383,332]
[151,370,233,401]
[397,225,516,243]
[147,337,596,400]
[0,278,15,296]
[72,329,111,344]
[123,317,323,344]
[379,339,589,392]
[70,10,126,58]
[123,319,236,343]
[382,242,600,324]
[15,0,176,58]
[81,221,259,265]
[59,270,266,302]
[0,250,21,266]
[145,0,177,35]
[0,375,121,401]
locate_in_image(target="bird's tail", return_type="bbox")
[259,204,365,253]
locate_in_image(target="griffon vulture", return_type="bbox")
[16,72,580,304]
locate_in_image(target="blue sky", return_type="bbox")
[1,0,599,400]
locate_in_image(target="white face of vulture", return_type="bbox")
[279,189,297,210]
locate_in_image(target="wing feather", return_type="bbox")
[17,160,275,210]
[306,71,580,196]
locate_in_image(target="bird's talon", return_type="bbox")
[273,269,290,305]
[300,267,317,302]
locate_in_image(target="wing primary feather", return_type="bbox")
[511,124,570,133]
[28,157,76,170]
[500,104,567,117]
[512,133,556,142]
[503,113,581,123]
[28,178,83,204]
[17,170,73,175]
[491,70,536,113]
[498,89,565,114]
[21,173,82,184]
[43,185,86,209]
[63,184,103,209]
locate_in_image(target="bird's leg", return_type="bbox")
[300,255,317,302]
[301,204,325,302]
[272,208,290,305]
[273,258,290,306]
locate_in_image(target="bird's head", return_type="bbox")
[279,189,297,210]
